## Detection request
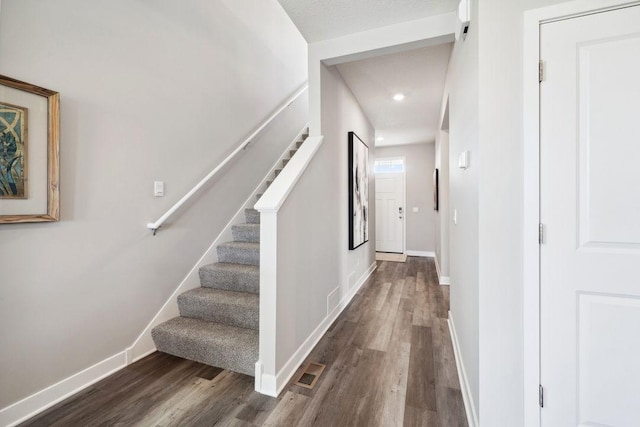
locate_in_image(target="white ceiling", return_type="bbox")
[277,0,458,43]
[335,42,452,147]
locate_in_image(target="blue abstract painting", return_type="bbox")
[0,102,27,198]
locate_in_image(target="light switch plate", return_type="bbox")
[413,207,419,213]
[154,181,164,197]
[453,209,458,225]
[458,150,469,169]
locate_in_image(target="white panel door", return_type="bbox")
[375,173,404,253]
[540,6,640,426]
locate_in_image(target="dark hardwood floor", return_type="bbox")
[20,257,467,427]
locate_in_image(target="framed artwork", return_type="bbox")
[433,168,439,211]
[0,102,27,198]
[0,75,59,223]
[348,131,369,250]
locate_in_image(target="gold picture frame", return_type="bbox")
[0,75,59,223]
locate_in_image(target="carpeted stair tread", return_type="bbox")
[199,262,259,293]
[244,208,260,224]
[231,223,260,243]
[151,317,257,376]
[217,241,260,266]
[296,140,304,148]
[274,169,282,177]
[178,288,259,330]
[282,159,290,168]
[289,149,297,157]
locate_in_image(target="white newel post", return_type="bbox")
[255,209,278,396]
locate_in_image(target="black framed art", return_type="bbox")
[348,131,369,250]
[433,168,439,211]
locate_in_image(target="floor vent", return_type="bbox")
[293,362,326,389]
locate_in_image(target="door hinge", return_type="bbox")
[539,223,545,244]
[539,385,544,407]
[539,60,545,83]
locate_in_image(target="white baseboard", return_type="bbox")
[342,262,377,305]
[434,255,450,285]
[0,352,127,427]
[448,311,479,427]
[405,250,435,258]
[257,261,377,397]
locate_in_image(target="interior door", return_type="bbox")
[540,5,640,426]
[375,173,404,253]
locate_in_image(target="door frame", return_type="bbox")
[522,1,640,425]
[374,155,407,254]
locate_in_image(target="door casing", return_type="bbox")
[522,1,640,426]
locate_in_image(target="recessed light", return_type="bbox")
[393,93,405,101]
[376,136,384,141]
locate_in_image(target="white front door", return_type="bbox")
[375,173,404,253]
[540,6,640,426]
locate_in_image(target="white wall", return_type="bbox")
[258,63,375,389]
[434,130,450,279]
[273,141,342,371]
[433,1,577,425]
[321,64,376,297]
[476,0,570,425]
[375,143,435,254]
[443,0,480,420]
[0,0,307,410]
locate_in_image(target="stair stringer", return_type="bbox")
[126,123,310,364]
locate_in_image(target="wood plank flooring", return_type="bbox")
[20,257,467,427]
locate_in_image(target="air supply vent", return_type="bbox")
[293,362,326,389]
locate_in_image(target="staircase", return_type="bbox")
[151,133,307,376]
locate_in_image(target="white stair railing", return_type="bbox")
[147,83,308,234]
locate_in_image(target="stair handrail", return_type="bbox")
[147,82,308,234]
[254,135,324,214]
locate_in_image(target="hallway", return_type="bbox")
[20,257,467,427]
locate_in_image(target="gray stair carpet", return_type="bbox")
[152,317,257,376]
[217,241,260,265]
[178,288,259,329]
[151,132,307,377]
[199,263,259,294]
[232,223,260,243]
[245,208,260,224]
